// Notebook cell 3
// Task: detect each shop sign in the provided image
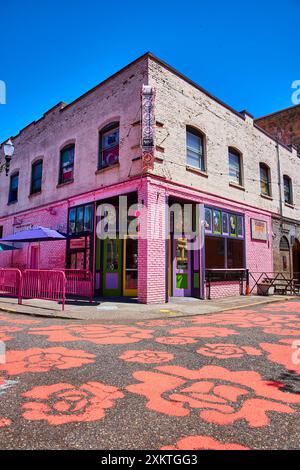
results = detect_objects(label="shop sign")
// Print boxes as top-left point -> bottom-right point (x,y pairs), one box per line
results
251,219 -> 268,241
70,237 -> 86,249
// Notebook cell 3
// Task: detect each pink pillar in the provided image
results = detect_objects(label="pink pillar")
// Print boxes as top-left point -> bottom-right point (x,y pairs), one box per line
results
138,178 -> 166,304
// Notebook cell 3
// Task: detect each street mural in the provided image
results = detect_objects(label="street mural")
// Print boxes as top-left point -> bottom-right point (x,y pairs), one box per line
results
0,301 -> 300,449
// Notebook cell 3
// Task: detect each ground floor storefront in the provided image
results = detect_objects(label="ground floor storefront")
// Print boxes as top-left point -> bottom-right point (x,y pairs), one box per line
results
0,176 -> 273,303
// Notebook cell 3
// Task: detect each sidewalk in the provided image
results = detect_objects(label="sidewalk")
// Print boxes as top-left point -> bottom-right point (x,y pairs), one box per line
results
0,294 -> 293,323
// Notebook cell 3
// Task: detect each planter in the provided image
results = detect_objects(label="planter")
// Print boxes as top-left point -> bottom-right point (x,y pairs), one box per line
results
257,284 -> 274,296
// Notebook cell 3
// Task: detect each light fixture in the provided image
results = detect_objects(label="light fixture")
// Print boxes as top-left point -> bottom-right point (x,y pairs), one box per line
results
3,139 -> 15,176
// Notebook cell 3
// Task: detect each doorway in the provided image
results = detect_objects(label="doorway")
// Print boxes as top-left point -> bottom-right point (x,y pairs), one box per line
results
292,239 -> 300,280
172,237 -> 192,296
30,246 -> 39,269
103,237 -> 122,296
123,237 -> 138,296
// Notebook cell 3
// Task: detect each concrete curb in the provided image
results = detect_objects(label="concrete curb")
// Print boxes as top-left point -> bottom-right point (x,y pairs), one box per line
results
0,295 -> 295,323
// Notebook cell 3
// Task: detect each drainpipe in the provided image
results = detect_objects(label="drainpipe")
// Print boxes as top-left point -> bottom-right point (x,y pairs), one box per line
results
276,132 -> 283,224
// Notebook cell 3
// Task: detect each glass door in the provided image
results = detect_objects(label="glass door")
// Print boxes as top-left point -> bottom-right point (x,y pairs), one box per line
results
103,237 -> 122,296
123,237 -> 138,297
172,237 -> 191,296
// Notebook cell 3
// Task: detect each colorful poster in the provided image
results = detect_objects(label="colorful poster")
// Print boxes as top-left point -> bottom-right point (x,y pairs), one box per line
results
213,210 -> 221,234
251,219 -> 268,241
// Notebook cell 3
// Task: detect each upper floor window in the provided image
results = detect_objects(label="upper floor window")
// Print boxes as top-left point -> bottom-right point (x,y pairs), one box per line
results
59,144 -> 75,184
283,175 -> 293,205
99,122 -> 119,169
228,147 -> 242,186
8,172 -> 19,203
0,226 -> 3,239
259,163 -> 271,197
186,127 -> 205,171
30,160 -> 43,194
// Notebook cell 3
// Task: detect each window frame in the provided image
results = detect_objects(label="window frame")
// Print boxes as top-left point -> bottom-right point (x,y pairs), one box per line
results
228,147 -> 243,186
8,171 -> 19,204
30,159 -> 43,195
98,122 -> 120,170
59,144 -> 75,185
259,163 -> 272,197
186,126 -> 206,172
283,175 -> 293,205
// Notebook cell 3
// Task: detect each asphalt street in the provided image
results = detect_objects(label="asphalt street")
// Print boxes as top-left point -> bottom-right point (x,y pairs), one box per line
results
0,299 -> 300,450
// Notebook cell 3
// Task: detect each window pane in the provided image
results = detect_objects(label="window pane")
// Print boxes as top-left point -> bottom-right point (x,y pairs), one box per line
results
227,239 -> 245,268
101,127 -> 119,167
284,177 -> 292,204
68,208 -> 76,234
84,205 -> 93,231
260,165 -> 270,195
186,130 -> 204,170
76,207 -> 84,232
9,173 -> 19,202
205,236 -> 225,268
229,151 -> 241,185
60,146 -> 74,182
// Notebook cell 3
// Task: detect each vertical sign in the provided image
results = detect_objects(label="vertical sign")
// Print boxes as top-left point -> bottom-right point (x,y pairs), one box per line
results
141,85 -> 155,171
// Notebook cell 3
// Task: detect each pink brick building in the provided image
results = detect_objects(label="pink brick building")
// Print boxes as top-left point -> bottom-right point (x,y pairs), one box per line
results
1,53 -> 298,303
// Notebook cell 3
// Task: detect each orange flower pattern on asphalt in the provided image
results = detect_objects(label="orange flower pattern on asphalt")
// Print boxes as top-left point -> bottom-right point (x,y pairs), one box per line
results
0,326 -> 21,342
161,435 -> 249,450
0,315 -> 40,325
120,350 -> 174,364
260,343 -> 300,372
156,336 -> 198,345
169,326 -> 238,339
191,311 -> 300,328
197,343 -> 262,359
0,347 -> 96,375
22,381 -> 124,425
0,418 -> 11,427
126,365 -> 300,427
29,324 -> 154,345
263,324 -> 300,336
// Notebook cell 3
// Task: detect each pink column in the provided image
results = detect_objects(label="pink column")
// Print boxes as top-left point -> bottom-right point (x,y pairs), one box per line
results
138,178 -> 166,304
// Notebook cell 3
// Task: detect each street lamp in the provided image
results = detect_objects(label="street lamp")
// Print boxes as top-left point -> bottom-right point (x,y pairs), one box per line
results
2,139 -> 15,176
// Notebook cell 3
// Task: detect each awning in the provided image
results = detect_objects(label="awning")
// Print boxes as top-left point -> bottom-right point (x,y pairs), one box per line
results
0,243 -> 20,251
0,226 -> 66,243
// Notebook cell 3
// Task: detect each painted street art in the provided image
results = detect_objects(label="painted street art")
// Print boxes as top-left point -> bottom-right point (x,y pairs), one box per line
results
0,300 -> 300,449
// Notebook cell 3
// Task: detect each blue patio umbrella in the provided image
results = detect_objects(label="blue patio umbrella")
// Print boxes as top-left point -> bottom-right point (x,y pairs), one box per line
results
0,226 -> 66,243
0,243 -> 20,251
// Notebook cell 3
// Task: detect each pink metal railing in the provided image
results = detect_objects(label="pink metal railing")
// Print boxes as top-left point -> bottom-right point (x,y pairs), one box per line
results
0,268 -> 22,304
0,268 -> 93,310
63,269 -> 93,302
21,269 -> 66,310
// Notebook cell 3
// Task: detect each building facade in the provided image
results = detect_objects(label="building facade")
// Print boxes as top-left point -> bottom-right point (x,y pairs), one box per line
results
0,53 -> 299,303
256,105 -> 300,276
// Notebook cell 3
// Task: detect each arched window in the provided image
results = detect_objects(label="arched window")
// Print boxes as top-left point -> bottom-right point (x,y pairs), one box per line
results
99,122 -> 119,169
259,163 -> 271,197
30,159 -> 43,194
228,147 -> 243,186
283,175 -> 293,205
186,126 -> 205,171
279,236 -> 290,251
59,144 -> 75,184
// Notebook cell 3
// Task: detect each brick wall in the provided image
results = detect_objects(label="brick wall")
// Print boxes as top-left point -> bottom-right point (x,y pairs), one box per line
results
255,105 -> 300,154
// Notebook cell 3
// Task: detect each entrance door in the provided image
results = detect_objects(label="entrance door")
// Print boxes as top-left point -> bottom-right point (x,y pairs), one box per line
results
30,246 -> 39,269
123,237 -> 138,296
292,239 -> 300,281
103,238 -> 122,296
172,237 -> 191,296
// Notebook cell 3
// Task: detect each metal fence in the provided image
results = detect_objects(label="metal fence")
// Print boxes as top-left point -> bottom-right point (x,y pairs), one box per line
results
21,269 -> 66,310
0,268 -> 93,311
248,271 -> 300,296
63,269 -> 93,302
205,269 -> 249,300
0,268 -> 22,304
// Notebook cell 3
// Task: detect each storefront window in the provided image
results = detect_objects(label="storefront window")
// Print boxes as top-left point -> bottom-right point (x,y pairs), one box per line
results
68,204 -> 94,235
205,237 -> 225,268
227,239 -> 244,268
176,238 -> 188,269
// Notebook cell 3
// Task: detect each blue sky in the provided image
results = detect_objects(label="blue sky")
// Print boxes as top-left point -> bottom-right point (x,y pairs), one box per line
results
0,0 -> 299,142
